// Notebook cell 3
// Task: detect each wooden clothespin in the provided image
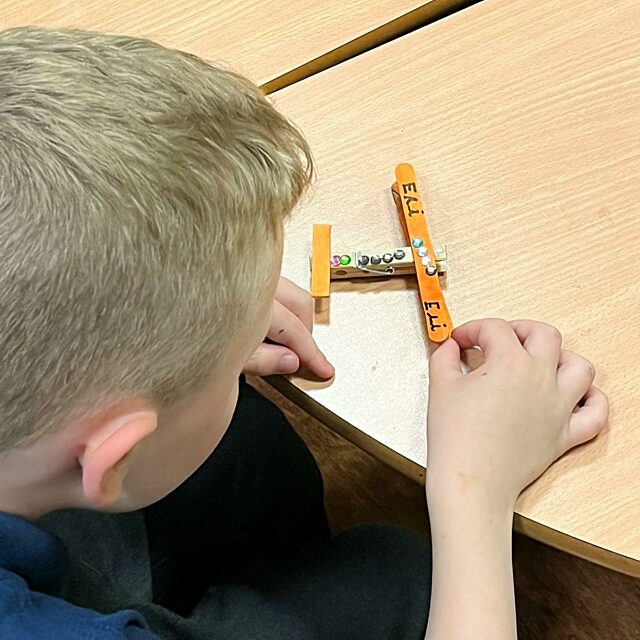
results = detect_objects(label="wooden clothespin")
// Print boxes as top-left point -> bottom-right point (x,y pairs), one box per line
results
310,163 -> 453,343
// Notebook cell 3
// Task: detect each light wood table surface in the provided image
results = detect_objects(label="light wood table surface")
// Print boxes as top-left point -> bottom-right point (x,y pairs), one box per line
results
272,0 -> 640,577
0,0 -> 470,90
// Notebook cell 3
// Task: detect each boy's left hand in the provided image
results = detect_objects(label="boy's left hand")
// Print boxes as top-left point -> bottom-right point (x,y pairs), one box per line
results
243,277 -> 334,378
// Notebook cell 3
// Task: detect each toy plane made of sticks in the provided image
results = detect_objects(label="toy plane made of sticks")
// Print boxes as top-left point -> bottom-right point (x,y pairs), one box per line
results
310,163 -> 453,343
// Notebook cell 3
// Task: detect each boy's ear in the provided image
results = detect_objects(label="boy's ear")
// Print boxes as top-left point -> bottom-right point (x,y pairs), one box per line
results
80,410 -> 157,508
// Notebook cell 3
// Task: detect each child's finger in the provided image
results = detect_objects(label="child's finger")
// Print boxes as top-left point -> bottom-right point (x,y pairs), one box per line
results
274,276 -> 314,332
452,318 -> 523,361
428,338 -> 463,384
267,301 -> 334,379
243,343 -> 300,376
509,320 -> 562,368
565,386 -> 609,450
556,349 -> 596,408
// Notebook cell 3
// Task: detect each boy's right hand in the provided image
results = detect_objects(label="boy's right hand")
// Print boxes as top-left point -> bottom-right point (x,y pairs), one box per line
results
426,318 -> 609,511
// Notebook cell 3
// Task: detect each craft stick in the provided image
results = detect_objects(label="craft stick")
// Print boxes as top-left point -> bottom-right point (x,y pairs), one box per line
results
394,163 -> 452,342
311,224 -> 332,298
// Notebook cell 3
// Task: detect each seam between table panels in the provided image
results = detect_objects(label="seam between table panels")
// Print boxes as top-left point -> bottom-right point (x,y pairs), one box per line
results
261,0 -> 483,94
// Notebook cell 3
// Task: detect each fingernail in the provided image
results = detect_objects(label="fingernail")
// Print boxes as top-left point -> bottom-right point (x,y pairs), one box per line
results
279,355 -> 298,372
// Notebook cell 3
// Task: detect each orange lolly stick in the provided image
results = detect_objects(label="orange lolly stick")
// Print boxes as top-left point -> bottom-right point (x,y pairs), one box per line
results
311,224 -> 332,298
394,163 -> 452,342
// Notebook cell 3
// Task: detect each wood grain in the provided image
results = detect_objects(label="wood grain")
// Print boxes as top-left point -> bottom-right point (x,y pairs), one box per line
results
0,0 -> 471,88
272,0 -> 640,574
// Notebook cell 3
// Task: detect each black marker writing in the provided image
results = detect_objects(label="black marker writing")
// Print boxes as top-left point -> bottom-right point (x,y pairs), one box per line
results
401,182 -> 424,216
403,195 -> 424,217
426,312 -> 448,332
424,301 -> 447,332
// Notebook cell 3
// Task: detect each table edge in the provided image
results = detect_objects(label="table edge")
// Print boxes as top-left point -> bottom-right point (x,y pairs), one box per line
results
264,375 -> 640,579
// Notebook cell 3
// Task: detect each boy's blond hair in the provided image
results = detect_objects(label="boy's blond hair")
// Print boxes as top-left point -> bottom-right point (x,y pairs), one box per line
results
0,27 -> 312,451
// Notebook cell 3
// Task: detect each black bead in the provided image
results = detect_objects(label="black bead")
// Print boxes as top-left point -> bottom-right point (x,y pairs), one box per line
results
382,253 -> 393,263
359,255 -> 370,266
371,255 -> 382,265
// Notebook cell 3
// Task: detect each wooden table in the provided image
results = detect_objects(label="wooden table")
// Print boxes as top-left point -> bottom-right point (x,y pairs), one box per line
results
0,0 -> 469,89
272,0 -> 640,577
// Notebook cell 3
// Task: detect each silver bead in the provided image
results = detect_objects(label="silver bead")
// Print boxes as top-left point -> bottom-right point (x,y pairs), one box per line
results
426,265 -> 438,276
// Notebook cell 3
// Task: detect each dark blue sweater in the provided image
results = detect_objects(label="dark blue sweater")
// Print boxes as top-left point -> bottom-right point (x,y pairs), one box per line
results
0,511 -> 156,639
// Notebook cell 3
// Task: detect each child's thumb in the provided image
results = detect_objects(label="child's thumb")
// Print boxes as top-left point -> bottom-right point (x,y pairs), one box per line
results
428,338 -> 462,381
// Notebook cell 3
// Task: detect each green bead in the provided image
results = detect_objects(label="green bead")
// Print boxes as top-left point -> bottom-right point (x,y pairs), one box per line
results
340,254 -> 351,266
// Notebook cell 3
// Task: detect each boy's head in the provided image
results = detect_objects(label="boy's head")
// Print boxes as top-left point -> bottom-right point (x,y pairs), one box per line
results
0,28 -> 312,515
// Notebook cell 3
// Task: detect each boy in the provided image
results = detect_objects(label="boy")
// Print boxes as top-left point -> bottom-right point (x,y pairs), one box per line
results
0,27 -> 607,639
